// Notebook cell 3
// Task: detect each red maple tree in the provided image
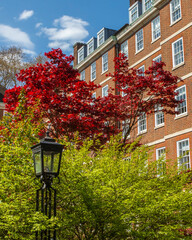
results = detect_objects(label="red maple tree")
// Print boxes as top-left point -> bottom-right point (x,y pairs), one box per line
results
4,50 -> 181,144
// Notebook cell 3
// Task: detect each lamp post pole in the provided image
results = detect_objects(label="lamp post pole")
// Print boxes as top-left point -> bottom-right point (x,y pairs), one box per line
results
31,132 -> 64,240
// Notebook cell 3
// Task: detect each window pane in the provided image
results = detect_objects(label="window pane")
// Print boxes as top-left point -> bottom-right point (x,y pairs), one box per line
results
171,0 -> 181,23
178,139 -> 190,170
176,86 -> 187,115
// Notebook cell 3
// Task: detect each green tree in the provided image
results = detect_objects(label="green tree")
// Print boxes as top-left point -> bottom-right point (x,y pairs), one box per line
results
0,107 -> 192,239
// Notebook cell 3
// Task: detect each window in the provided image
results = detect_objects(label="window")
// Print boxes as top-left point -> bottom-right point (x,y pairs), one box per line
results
136,29 -> 144,53
152,16 -> 161,42
170,0 -> 181,24
176,85 -> 187,115
129,3 -> 138,23
91,62 -> 96,81
78,47 -> 84,64
156,147 -> 166,177
80,70 -> 85,81
155,105 -> 164,127
92,92 -> 96,99
87,39 -> 94,55
102,52 -> 108,73
137,65 -> 145,76
143,0 -> 152,12
97,29 -> 104,47
102,85 -> 108,97
122,120 -> 130,139
172,38 -> 184,67
138,113 -> 147,134
121,41 -> 128,58
153,55 -> 162,63
177,139 -> 190,170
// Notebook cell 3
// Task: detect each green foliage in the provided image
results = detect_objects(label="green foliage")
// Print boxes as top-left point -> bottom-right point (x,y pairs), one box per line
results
0,111 -> 192,239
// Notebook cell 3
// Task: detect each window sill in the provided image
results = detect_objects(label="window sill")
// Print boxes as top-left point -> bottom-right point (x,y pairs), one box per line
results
91,78 -> 96,82
172,62 -> 185,71
137,130 -> 147,136
151,36 -> 161,44
135,48 -> 144,55
154,123 -> 165,130
174,112 -> 188,120
170,17 -> 182,27
101,70 -> 108,75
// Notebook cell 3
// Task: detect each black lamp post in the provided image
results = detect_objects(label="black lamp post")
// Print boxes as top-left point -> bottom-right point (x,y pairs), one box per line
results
31,132 -> 64,240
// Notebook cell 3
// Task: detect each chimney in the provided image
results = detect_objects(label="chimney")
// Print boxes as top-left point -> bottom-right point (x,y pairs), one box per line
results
130,0 -> 142,7
73,42 -> 86,67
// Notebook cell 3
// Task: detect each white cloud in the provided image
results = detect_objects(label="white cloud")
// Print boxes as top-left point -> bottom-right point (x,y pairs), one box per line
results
19,10 -> 34,20
39,15 -> 89,52
22,49 -> 36,56
0,24 -> 34,49
35,22 -> 42,28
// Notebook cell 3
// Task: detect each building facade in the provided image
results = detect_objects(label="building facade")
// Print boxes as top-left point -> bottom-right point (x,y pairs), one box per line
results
73,0 -> 192,170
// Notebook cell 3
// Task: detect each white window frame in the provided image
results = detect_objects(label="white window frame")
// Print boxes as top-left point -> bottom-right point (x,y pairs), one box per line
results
122,119 -> 130,139
143,0 -> 153,12
121,40 -> 128,58
138,113 -> 147,134
177,138 -> 190,171
78,46 -> 84,64
129,2 -> 139,24
80,70 -> 85,81
135,29 -> 144,53
102,85 -> 108,97
172,37 -> 184,68
137,65 -> 145,76
97,28 -> 105,47
155,105 -> 164,127
156,147 -> 166,177
87,38 -> 94,55
170,0 -> 182,25
175,85 -> 187,116
91,62 -> 96,81
102,52 -> 108,73
153,55 -> 162,63
92,92 -> 96,99
151,16 -> 161,42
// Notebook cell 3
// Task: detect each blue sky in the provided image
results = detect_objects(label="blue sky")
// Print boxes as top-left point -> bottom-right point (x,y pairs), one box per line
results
0,0 -> 130,57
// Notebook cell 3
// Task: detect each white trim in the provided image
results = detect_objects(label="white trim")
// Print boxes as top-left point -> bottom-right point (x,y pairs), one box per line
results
175,84 -> 187,117
129,1 -> 139,24
172,37 -> 184,68
135,28 -> 144,53
151,15 -> 161,42
181,72 -> 192,80
170,0 -> 182,26
177,138 -> 190,170
102,52 -> 108,73
156,146 -> 166,177
138,113 -> 147,134
160,22 -> 192,46
129,47 -> 161,68
97,28 -> 105,47
91,62 -> 96,81
100,76 -> 112,85
153,54 -> 162,63
143,0 -> 153,13
102,85 -> 108,97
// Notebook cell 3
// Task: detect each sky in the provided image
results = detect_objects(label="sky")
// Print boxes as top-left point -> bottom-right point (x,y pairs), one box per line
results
0,0 -> 130,58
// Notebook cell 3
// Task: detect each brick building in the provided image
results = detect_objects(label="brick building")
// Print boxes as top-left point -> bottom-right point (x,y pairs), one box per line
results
73,0 -> 192,171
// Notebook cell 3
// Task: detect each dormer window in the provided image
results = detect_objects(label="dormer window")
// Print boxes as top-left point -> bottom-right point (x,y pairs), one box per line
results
87,37 -> 97,55
78,45 -> 87,64
97,28 -> 116,47
97,28 -> 105,47
143,0 -> 152,12
129,1 -> 142,24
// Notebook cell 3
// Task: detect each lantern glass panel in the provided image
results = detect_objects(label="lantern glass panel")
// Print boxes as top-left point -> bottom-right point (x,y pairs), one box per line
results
34,152 -> 42,175
43,151 -> 60,174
